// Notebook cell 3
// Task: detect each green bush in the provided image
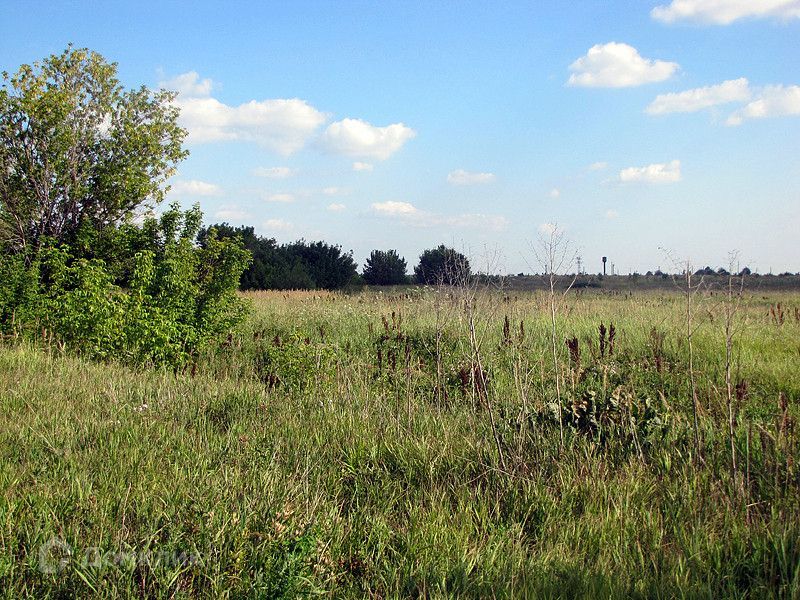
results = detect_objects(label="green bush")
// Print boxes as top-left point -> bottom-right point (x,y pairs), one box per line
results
0,204 -> 250,368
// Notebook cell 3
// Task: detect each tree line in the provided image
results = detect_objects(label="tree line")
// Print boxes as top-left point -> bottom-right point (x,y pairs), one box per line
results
204,223 -> 471,290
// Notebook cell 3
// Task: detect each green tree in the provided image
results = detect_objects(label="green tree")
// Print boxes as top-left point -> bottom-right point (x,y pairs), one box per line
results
362,249 -> 408,285
201,225 -> 359,291
0,45 -> 187,254
282,240 -> 358,289
414,245 -> 471,285
0,48 -> 249,368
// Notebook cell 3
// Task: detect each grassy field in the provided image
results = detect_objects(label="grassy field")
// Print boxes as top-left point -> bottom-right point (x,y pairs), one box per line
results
1,286 -> 799,598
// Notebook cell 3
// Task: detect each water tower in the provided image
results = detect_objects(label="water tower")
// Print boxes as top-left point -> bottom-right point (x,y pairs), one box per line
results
602,256 -> 607,276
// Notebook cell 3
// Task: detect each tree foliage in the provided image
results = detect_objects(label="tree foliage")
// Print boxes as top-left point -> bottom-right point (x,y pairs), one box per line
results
362,249 -> 408,285
414,245 -> 471,285
0,48 -> 248,368
0,45 -> 187,254
0,204 -> 250,367
200,223 -> 359,290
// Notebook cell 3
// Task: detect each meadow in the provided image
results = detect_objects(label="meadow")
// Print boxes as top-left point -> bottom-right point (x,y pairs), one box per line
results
1,285 -> 798,598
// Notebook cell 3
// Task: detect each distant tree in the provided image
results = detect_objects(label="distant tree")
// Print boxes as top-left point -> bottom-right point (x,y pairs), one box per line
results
414,245 -> 471,285
284,240 -> 357,289
199,224 -> 280,290
739,267 -> 752,276
0,46 -> 186,255
716,267 -> 730,276
201,226 -> 358,290
362,249 -> 408,285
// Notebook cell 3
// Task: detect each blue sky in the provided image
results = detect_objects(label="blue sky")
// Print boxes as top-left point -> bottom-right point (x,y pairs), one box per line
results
2,1 -> 799,274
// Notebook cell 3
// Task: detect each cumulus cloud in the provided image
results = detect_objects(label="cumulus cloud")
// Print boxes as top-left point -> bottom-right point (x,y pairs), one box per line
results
262,218 -> 293,232
619,159 -> 682,183
447,169 -> 496,185
162,72 -> 416,160
352,161 -> 374,171
169,179 -> 222,196
321,118 -> 416,160
159,71 -> 214,97
162,71 -> 327,154
327,203 -> 346,212
371,201 -> 419,216
176,96 -> 327,154
370,201 -> 508,231
253,166 -> 295,179
265,193 -> 295,203
568,42 -> 679,88
589,161 -> 608,171
651,0 -> 800,24
726,85 -> 800,125
646,78 -> 751,114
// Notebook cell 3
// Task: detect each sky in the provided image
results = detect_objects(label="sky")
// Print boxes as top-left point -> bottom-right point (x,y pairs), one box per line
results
1,0 -> 799,275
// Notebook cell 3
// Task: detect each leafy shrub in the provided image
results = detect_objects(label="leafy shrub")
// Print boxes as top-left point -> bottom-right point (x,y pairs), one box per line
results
0,204 -> 250,368
256,332 -> 336,394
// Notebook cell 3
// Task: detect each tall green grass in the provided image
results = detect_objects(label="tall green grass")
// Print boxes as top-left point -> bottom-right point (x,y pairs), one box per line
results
1,288 -> 798,597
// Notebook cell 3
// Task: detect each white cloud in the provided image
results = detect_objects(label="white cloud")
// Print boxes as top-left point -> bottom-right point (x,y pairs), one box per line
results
262,218 -> 293,232
549,188 -> 561,199
265,193 -> 295,203
352,161 -> 374,171
619,159 -> 682,183
589,161 -> 608,171
371,201 -> 419,216
568,42 -> 679,88
321,118 -> 416,160
646,78 -> 751,114
370,201 -> 508,231
605,209 -> 619,219
176,96 -> 327,154
169,179 -> 222,196
162,71 -> 327,154
327,203 -> 346,212
726,85 -> 800,125
163,71 -> 415,160
253,166 -> 295,179
651,0 -> 800,24
159,71 -> 214,98
446,169 -> 496,185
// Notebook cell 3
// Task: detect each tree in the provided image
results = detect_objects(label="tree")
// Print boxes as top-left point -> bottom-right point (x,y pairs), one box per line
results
200,225 -> 359,290
284,240 -> 358,290
198,223 -> 280,290
0,46 -> 187,254
362,249 -> 408,285
414,245 -> 471,285
0,49 -> 248,368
